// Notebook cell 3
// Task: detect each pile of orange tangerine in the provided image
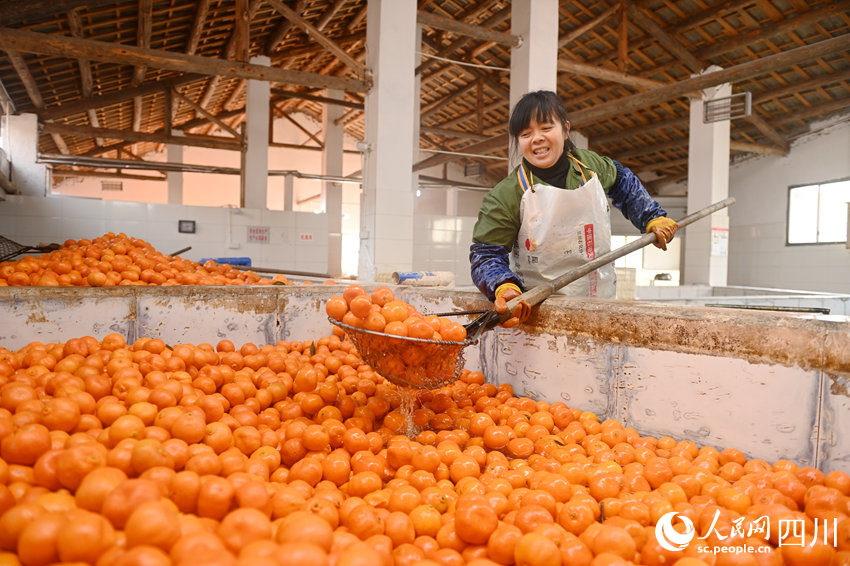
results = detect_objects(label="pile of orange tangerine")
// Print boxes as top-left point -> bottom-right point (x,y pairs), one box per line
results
0,330 -> 849,566
326,285 -> 468,343
0,233 -> 324,287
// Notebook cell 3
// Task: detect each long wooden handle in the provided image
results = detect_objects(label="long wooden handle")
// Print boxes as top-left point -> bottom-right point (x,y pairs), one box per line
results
503,196 -> 736,314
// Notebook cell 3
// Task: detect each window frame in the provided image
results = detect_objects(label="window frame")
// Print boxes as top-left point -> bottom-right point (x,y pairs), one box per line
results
785,176 -> 850,246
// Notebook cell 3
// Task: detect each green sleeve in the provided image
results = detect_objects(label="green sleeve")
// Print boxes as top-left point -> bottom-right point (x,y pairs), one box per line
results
471,168 -> 523,250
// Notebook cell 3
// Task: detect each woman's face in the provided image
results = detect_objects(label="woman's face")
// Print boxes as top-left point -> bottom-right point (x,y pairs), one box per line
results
518,117 -> 569,169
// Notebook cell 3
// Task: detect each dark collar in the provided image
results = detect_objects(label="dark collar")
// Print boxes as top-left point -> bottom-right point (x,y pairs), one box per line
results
523,148 -> 571,189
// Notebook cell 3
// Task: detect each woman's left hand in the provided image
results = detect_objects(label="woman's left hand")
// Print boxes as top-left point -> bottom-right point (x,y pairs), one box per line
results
494,284 -> 531,328
646,217 -> 678,250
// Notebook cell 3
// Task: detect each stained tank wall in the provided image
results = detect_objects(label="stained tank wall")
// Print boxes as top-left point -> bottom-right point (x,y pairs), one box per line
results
1,285 -> 847,472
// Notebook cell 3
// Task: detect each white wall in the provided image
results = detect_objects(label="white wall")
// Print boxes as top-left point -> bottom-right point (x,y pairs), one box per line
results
0,194 -> 329,275
726,120 -> 850,293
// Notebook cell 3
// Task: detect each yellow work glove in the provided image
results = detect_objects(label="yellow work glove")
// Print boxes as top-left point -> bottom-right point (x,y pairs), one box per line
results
646,216 -> 678,251
493,282 -> 531,329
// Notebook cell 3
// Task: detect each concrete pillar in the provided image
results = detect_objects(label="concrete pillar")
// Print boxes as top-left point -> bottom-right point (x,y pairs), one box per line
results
509,0 -> 559,114
684,66 -> 731,287
1,114 -> 48,196
359,0 -> 417,281
166,136 -> 183,205
323,89 -> 345,277
242,55 -> 270,210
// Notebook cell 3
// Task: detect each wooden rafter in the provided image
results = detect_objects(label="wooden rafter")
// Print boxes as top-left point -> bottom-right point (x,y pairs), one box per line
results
270,88 -> 363,110
265,0 -> 308,56
66,8 -> 103,146
41,122 -> 243,151
185,0 -> 210,55
0,27 -> 369,92
626,4 -> 703,74
618,3 -> 627,73
316,0 -> 348,32
569,34 -> 850,126
132,0 -> 153,133
414,33 -> 850,172
558,3 -> 621,48
557,58 -> 665,91
39,74 -> 203,121
417,10 -> 519,47
266,0 -> 366,78
5,50 -> 70,154
417,5 -> 510,77
171,88 -> 241,138
696,1 -> 850,60
233,0 -> 250,64
280,113 -> 323,148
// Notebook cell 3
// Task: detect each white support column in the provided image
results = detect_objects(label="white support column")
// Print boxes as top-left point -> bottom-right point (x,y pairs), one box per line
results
166,135 -> 183,205
508,0 -> 559,170
509,0 -> 559,114
2,113 -> 48,196
242,55 -> 270,210
684,67 -> 731,287
323,89 -> 345,277
359,0 -> 417,281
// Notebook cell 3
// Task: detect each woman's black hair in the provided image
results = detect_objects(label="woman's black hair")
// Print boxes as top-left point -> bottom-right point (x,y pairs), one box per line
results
508,90 -> 575,158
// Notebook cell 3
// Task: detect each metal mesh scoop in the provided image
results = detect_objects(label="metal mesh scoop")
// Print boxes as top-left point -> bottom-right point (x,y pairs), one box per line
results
329,317 -> 477,389
0,236 -> 61,262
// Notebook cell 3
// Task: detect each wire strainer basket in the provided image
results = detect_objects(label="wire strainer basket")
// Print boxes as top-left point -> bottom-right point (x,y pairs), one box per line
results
0,236 -> 61,262
329,317 -> 478,389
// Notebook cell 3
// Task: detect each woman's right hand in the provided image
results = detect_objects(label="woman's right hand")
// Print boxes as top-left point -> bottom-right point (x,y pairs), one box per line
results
494,283 -> 531,328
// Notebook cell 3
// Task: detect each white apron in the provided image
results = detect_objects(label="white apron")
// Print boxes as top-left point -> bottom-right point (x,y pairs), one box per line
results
511,156 -> 616,298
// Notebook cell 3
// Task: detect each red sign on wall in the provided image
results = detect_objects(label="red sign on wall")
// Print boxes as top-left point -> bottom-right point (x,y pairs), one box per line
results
247,226 -> 270,243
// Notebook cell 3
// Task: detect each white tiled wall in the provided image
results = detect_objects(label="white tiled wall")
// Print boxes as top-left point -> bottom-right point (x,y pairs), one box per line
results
412,214 -> 477,286
0,194 -> 328,275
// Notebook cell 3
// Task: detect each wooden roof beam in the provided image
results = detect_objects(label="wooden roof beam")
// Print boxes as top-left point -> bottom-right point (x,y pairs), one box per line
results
266,0 -> 367,78
265,0 -> 308,56
6,50 -> 70,154
590,70 -> 850,147
53,169 -> 167,182
195,0 -> 260,118
568,34 -> 850,127
559,3 -> 621,48
730,141 -> 789,156
627,4 -> 792,153
416,9 -> 519,47
39,74 -> 204,121
413,34 -> 850,172
0,27 -> 369,92
418,7 -> 510,77
316,0 -> 348,32
626,4 -> 704,74
557,58 -> 665,91
67,8 -> 103,146
41,122 -> 242,152
420,126 -> 491,142
270,88 -> 363,110
132,0 -> 153,133
185,0 -> 210,55
697,1 -> 850,60
0,0 -> 117,26
171,88 -> 241,139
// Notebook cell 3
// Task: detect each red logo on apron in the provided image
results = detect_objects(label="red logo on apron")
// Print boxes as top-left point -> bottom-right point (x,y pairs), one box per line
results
584,225 -> 596,259
584,224 -> 597,295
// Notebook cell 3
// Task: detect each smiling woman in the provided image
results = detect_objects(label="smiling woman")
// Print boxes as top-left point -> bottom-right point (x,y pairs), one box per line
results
469,90 -> 678,317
